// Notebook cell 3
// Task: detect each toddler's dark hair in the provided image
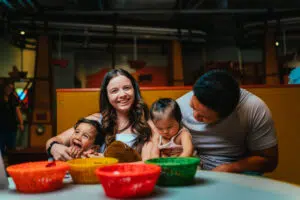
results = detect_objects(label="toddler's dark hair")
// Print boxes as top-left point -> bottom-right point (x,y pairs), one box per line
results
150,98 -> 182,123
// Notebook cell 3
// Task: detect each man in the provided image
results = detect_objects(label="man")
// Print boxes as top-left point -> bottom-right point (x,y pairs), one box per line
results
177,70 -> 278,173
0,80 -> 24,155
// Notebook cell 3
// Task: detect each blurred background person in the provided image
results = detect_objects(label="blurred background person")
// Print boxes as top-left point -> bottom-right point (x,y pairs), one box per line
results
0,80 -> 24,155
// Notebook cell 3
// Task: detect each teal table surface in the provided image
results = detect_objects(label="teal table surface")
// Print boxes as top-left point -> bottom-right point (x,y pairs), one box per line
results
0,171 -> 300,200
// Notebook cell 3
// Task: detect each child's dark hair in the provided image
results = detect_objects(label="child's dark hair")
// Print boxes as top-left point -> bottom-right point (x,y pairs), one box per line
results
74,118 -> 105,146
150,98 -> 182,123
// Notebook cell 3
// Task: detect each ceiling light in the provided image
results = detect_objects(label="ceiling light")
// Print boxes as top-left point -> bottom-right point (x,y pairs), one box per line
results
20,31 -> 25,35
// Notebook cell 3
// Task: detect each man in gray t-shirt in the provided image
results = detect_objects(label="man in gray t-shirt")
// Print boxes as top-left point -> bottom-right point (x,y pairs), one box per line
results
177,70 -> 278,173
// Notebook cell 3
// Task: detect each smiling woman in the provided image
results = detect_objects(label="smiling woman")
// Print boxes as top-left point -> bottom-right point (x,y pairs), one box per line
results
46,69 -> 152,161
100,69 -> 151,149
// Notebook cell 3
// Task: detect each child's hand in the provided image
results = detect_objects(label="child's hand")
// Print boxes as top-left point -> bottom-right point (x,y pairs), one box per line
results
84,152 -> 104,158
67,146 -> 82,159
81,149 -> 103,158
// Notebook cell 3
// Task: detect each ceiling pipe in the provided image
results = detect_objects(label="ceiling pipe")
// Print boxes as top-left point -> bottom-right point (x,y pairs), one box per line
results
12,20 -> 207,35
44,8 -> 296,15
61,42 -> 168,49
13,29 -> 206,42
244,17 -> 300,29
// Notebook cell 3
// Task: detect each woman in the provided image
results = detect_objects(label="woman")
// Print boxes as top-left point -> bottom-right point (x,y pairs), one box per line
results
46,69 -> 153,161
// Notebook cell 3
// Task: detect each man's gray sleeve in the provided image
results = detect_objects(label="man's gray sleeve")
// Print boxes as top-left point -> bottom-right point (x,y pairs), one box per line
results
246,97 -> 278,151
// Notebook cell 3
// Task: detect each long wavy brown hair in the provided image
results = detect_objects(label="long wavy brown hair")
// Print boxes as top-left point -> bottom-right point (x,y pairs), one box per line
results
100,69 -> 151,152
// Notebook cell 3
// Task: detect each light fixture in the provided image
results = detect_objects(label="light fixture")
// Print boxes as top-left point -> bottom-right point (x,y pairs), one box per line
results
275,41 -> 279,47
35,124 -> 45,136
20,31 -> 25,35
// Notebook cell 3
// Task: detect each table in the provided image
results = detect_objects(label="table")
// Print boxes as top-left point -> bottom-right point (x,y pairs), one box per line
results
0,171 -> 300,200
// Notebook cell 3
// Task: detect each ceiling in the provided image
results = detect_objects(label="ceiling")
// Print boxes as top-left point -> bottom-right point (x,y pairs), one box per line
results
1,0 -> 300,50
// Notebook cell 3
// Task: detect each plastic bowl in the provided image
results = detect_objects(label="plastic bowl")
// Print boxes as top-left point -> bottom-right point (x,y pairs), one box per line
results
145,157 -> 200,186
6,161 -> 69,193
95,163 -> 161,198
67,157 -> 118,184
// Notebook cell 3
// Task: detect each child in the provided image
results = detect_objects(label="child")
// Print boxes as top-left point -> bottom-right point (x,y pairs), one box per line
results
150,98 -> 193,158
68,118 -> 104,159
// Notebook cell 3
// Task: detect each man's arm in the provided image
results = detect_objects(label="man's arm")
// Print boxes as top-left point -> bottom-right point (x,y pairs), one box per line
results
15,106 -> 24,132
213,145 -> 278,173
213,94 -> 278,174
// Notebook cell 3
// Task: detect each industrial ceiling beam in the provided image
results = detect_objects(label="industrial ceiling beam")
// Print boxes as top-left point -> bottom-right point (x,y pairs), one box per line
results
11,20 -> 207,35
11,29 -> 206,42
44,8 -> 298,15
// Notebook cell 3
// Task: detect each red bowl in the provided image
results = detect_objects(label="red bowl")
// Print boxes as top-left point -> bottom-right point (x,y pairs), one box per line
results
95,163 -> 161,198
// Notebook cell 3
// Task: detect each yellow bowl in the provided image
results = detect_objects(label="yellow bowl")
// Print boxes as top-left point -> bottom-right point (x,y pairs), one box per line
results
67,157 -> 118,184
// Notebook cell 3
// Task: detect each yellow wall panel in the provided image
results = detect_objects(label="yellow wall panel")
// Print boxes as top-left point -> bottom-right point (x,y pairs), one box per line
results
57,90 -> 100,134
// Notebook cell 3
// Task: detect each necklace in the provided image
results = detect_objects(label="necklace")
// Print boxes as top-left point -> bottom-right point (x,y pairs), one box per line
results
117,121 -> 132,133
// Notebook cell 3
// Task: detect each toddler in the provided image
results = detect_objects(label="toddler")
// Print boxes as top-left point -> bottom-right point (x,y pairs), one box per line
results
150,98 -> 193,157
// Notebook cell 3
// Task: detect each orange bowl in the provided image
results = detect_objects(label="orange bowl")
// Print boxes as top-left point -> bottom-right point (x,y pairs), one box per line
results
6,161 -> 69,193
95,163 -> 161,198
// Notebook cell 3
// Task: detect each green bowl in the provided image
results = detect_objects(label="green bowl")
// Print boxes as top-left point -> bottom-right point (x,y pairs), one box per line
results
145,157 -> 200,186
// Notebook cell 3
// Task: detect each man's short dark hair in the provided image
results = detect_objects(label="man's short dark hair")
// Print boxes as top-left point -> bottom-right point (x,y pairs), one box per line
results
193,70 -> 240,119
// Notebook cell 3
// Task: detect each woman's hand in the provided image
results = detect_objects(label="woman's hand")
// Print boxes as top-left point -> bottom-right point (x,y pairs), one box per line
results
51,144 -> 73,161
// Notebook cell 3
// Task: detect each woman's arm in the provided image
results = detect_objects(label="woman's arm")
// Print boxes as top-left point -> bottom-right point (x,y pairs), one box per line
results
45,113 -> 101,161
179,131 -> 194,157
45,127 -> 74,161
141,120 -> 161,161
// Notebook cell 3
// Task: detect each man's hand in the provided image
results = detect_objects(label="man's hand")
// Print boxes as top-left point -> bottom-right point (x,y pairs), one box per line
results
212,146 -> 278,173
18,124 -> 24,132
51,144 -> 73,161
212,163 -> 237,173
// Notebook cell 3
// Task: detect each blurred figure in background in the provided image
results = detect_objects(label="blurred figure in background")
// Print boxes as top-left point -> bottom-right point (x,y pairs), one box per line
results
0,80 -> 24,155
288,67 -> 300,84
